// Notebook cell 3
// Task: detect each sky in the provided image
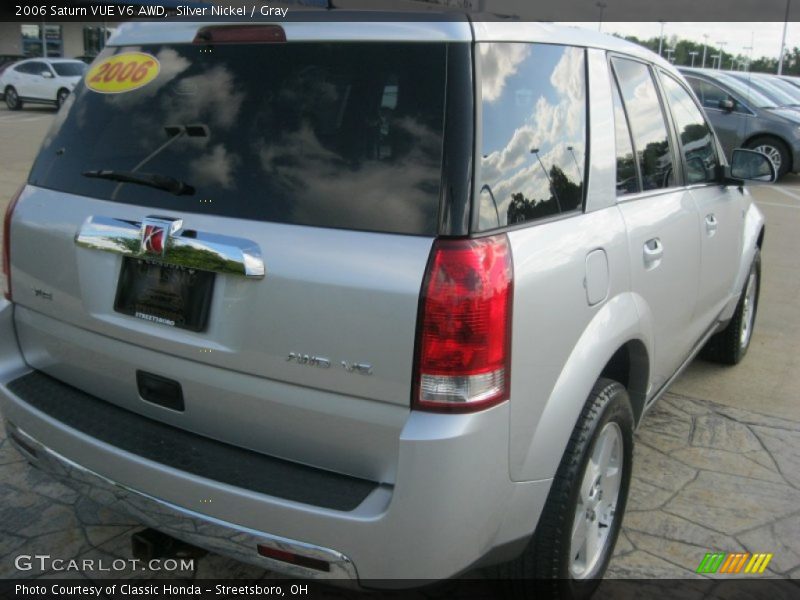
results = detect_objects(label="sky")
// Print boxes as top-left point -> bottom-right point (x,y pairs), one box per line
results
563,22 -> 799,63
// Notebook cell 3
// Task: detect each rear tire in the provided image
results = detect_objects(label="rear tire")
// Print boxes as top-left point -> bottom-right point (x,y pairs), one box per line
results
701,250 -> 761,365
56,88 -> 69,108
489,378 -> 634,599
746,136 -> 790,178
5,86 -> 21,110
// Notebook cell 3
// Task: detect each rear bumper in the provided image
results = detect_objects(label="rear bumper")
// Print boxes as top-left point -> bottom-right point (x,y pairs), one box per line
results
0,300 -> 552,583
5,421 -> 359,581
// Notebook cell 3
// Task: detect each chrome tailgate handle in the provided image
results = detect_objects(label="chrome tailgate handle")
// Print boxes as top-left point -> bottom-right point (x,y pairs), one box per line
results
75,215 -> 266,279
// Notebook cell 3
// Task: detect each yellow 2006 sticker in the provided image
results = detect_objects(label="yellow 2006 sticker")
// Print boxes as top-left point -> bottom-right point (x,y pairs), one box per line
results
85,52 -> 160,93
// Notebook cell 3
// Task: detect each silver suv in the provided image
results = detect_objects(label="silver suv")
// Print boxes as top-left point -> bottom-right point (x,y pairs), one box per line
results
0,18 -> 772,593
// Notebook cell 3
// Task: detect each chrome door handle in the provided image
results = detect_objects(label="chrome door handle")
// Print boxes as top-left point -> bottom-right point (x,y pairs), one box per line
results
705,213 -> 718,235
75,215 -> 265,279
643,237 -> 663,268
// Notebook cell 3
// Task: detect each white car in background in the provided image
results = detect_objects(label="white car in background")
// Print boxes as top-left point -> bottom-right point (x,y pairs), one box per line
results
1,58 -> 86,110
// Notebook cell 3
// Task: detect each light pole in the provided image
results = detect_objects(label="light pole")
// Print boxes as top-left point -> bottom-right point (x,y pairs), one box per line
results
778,0 -> 791,74
702,33 -> 709,68
479,184 -> 501,227
689,51 -> 698,67
596,2 -> 607,32
711,54 -> 721,69
658,21 -> 666,56
717,41 -> 727,69
530,148 -> 562,213
665,47 -> 675,63
567,146 -> 583,181
742,31 -> 754,72
40,17 -> 47,58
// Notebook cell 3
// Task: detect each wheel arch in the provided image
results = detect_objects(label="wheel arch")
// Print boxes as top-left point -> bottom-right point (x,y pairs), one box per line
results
512,292 -> 654,482
720,200 -> 765,322
742,132 -> 791,170
599,339 -> 650,425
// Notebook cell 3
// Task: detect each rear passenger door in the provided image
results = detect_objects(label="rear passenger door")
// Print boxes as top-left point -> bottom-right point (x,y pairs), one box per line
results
659,72 -> 743,327
611,56 -> 702,391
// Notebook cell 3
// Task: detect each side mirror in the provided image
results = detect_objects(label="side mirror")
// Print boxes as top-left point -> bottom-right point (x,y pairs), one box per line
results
718,98 -> 735,112
729,148 -> 777,183
40,70 -> 53,79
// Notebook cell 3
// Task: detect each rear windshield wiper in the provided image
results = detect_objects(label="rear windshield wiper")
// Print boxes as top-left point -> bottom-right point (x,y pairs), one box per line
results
82,170 -> 195,196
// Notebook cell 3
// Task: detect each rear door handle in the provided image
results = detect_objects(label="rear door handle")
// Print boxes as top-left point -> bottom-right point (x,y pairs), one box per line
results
705,213 -> 718,236
643,237 -> 663,269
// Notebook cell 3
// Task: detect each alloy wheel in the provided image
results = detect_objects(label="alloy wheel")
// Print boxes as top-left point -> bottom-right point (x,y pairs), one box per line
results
754,144 -> 782,173
569,422 -> 624,579
5,88 -> 17,109
740,271 -> 757,349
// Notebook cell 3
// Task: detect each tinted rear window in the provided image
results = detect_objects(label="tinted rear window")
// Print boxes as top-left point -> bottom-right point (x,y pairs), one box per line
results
30,43 -> 450,235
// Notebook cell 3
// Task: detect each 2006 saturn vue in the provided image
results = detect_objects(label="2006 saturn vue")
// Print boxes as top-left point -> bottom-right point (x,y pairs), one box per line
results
0,15 -> 772,597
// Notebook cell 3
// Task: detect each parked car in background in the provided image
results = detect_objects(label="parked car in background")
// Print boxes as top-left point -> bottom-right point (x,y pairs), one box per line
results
754,73 -> 800,104
0,58 -> 87,110
0,55 -> 26,77
73,55 -> 97,65
680,67 -> 800,177
726,71 -> 800,109
779,74 -> 800,89
0,18 -> 773,594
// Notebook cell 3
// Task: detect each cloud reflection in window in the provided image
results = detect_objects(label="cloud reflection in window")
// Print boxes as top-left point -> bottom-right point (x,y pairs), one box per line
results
478,44 -> 587,230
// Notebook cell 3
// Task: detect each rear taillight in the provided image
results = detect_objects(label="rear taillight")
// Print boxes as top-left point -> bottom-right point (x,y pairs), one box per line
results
2,185 -> 23,301
413,234 -> 513,413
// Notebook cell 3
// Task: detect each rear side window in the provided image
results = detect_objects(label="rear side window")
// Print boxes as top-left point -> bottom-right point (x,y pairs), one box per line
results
660,74 -> 720,184
611,57 -> 675,192
611,82 -> 639,195
477,43 -> 587,231
29,43 -> 452,236
17,62 -> 43,74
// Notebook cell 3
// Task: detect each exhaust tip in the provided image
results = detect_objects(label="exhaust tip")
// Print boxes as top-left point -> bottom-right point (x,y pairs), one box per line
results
131,528 -> 208,562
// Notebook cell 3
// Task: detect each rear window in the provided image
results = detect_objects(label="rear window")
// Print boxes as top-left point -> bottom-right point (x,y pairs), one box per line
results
30,43 -> 450,235
52,62 -> 86,77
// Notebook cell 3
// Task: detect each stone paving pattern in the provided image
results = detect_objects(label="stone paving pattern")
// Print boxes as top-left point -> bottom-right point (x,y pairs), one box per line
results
0,388 -> 798,581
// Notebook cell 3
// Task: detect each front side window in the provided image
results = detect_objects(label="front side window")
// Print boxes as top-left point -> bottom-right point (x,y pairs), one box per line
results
477,43 -> 587,230
611,58 -> 674,192
661,74 -> 720,184
686,76 -> 755,114
52,62 -> 86,77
